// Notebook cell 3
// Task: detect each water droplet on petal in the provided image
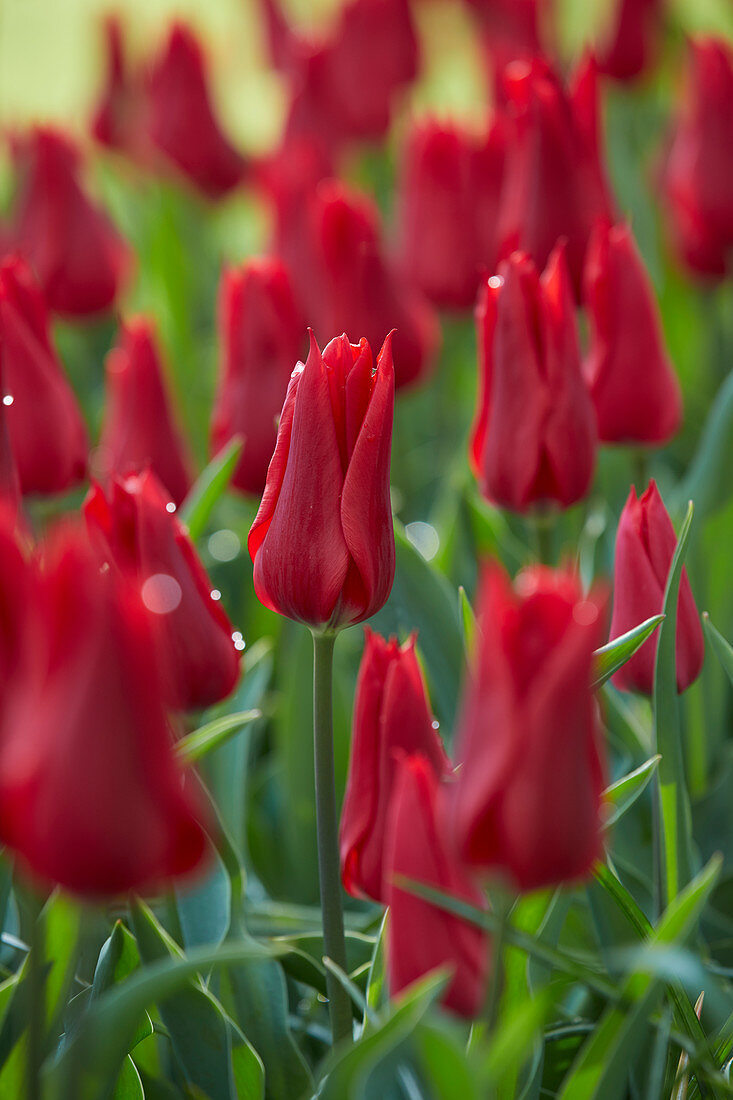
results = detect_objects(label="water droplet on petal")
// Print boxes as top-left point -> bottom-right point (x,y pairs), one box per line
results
210,589 -> 222,601
2,395 -> 14,407
165,501 -> 176,513
488,275 -> 504,289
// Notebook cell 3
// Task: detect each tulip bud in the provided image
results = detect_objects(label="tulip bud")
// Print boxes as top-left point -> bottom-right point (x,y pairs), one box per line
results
91,17 -> 138,153
453,563 -> 606,892
0,510 -> 28,693
340,629 -> 449,901
470,243 -> 597,512
248,331 -> 395,631
9,128 -> 131,317
384,755 -> 489,1017
496,56 -> 614,294
0,255 -> 88,495
659,38 -> 733,279
597,0 -> 663,82
610,481 -> 704,695
583,221 -> 682,445
97,318 -> 193,506
0,524 -> 208,897
146,22 -> 247,200
84,471 -> 241,711
211,258 -> 304,496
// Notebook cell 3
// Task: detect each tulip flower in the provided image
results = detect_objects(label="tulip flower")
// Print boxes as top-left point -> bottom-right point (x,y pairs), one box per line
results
91,17 -> 140,153
0,510 -> 28,692
496,56 -> 614,294
597,0 -> 663,82
610,481 -> 704,695
84,471 -> 241,711
0,524 -> 208,897
0,388 -> 20,521
211,258 -> 304,496
384,754 -> 489,1017
397,116 -> 506,310
146,22 -> 247,199
248,331 -> 395,631
282,179 -> 438,389
340,630 -> 449,901
659,38 -> 733,279
9,128 -> 131,318
583,221 -> 682,445
452,563 -> 606,892
97,318 -> 193,506
0,255 -> 88,495
470,243 -> 597,512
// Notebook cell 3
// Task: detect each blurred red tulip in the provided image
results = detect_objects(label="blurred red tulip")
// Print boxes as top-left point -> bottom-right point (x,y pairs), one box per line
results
597,0 -> 663,81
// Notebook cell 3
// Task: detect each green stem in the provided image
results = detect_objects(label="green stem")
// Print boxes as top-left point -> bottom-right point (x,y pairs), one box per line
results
530,508 -> 556,565
632,448 -> 649,491
484,887 -> 511,1032
311,630 -> 352,1046
26,895 -> 44,1100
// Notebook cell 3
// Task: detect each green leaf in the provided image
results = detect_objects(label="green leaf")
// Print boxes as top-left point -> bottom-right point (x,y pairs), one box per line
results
702,614 -> 733,686
674,368 -> 733,521
92,922 -> 153,1051
558,856 -> 723,1100
112,1056 -> 144,1100
365,913 -> 388,1021
592,616 -> 665,689
176,710 -> 262,766
179,436 -> 244,541
412,1022 -> 480,1100
478,991 -> 553,1096
41,890 -> 82,1034
603,756 -> 661,828
653,500 -> 696,908
458,586 -> 477,657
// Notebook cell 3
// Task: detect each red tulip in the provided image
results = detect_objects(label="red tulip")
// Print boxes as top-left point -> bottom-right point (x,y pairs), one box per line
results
496,56 -> 614,294
453,563 -> 606,892
470,243 -> 597,512
248,331 -> 395,631
384,755 -> 489,1017
659,38 -> 733,279
340,629 -> 449,901
9,128 -> 131,317
146,22 -> 246,200
0,510 -> 28,693
397,116 -> 506,310
0,523 -> 208,897
91,17 -> 141,154
84,471 -> 241,711
0,254 -> 88,495
597,0 -> 663,82
97,318 -> 193,506
211,258 -> 304,496
583,221 -> 682,446
610,481 -> 704,695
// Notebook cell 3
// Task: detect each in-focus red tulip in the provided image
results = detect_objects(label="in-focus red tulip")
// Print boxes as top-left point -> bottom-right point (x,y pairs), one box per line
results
211,258 -> 304,496
146,22 -> 247,199
248,331 -> 395,631
84,471 -> 241,711
610,481 -> 704,695
0,524 -> 208,897
397,116 -> 506,310
282,178 -> 438,389
340,629 -> 449,901
496,56 -> 614,294
470,243 -> 597,512
97,318 -> 193,505
0,255 -> 88,495
9,128 -> 131,317
583,221 -> 682,445
384,754 -> 489,1017
453,563 -> 606,892
659,38 -> 733,279
597,0 -> 663,81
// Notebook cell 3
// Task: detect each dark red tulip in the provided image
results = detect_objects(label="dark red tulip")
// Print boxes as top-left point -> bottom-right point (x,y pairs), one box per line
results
9,128 -> 131,317
610,481 -> 704,695
146,22 -> 246,199
397,116 -> 506,310
496,55 -> 614,294
97,318 -> 193,506
0,523 -> 208,897
583,221 -> 682,446
597,0 -> 663,81
248,331 -> 395,631
84,471 -> 241,711
453,563 -> 606,892
91,17 -> 141,154
470,243 -> 597,512
659,38 -> 733,279
384,754 -> 489,1017
340,629 -> 449,902
0,509 -> 28,693
283,179 -> 438,389
211,257 -> 304,496
0,254 -> 88,495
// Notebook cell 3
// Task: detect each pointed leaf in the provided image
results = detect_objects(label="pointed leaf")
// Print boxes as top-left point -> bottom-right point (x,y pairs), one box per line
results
180,436 -> 244,541
603,756 -> 661,828
176,710 -> 261,766
593,616 -> 665,689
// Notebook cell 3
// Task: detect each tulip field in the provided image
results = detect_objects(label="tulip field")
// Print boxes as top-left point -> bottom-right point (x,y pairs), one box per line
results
1,0 -> 733,1097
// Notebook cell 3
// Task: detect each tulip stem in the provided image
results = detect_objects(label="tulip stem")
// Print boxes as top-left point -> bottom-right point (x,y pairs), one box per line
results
632,448 -> 649,491
484,886 -> 512,1032
531,509 -> 556,566
312,630 -> 352,1046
